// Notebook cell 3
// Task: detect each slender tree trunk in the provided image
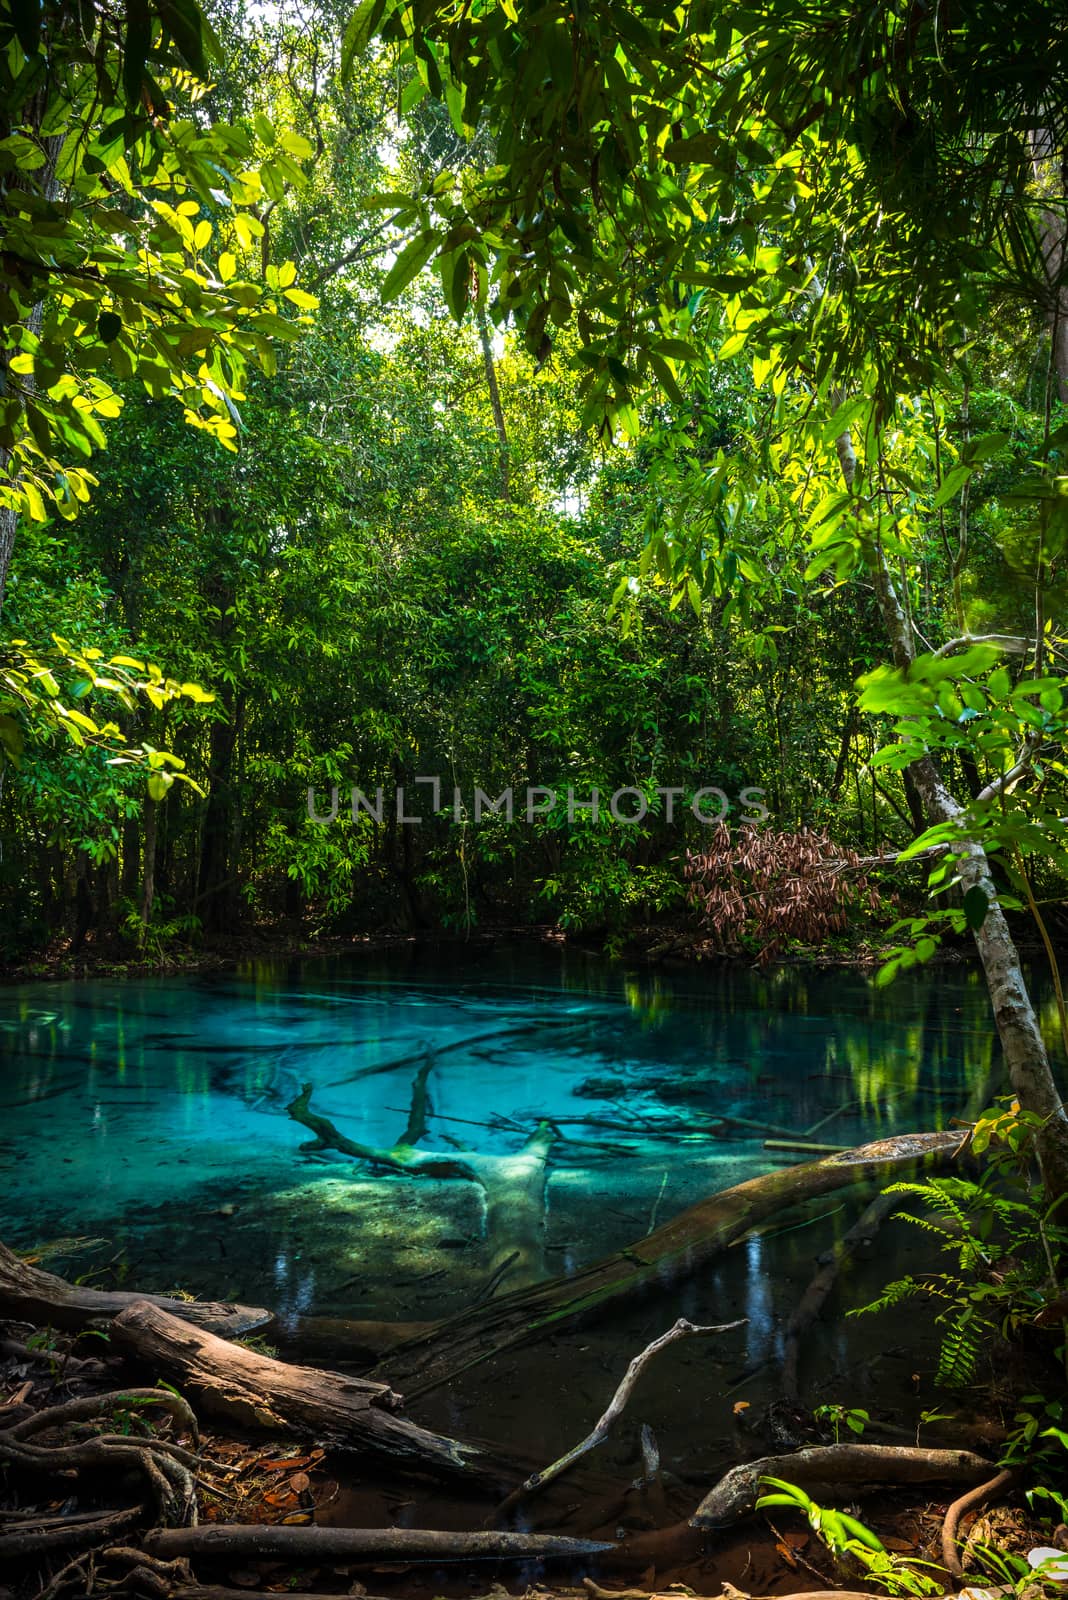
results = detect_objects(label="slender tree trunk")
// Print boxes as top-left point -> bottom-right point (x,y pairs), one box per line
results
197,691 -> 244,934
869,548 -> 1068,1203
826,374 -> 1068,1203
141,796 -> 158,928
829,706 -> 857,801
1032,134 -> 1068,405
476,304 -> 510,501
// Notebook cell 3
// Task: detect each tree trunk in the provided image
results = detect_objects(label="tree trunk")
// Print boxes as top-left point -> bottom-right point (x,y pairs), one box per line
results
197,694 -> 243,935
869,551 -> 1068,1203
72,848 -> 95,952
476,302 -> 510,500
0,1239 -> 269,1337
141,794 -> 158,928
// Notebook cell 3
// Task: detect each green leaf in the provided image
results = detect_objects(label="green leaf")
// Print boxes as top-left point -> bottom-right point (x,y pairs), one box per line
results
122,0 -> 152,108
97,311 -> 122,343
962,431 -> 1011,464
381,230 -> 439,303
962,885 -> 989,931
341,0 -> 383,82
932,463 -> 972,509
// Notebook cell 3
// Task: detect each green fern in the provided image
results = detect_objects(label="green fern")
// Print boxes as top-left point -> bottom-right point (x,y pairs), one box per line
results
852,1168 -> 1063,1392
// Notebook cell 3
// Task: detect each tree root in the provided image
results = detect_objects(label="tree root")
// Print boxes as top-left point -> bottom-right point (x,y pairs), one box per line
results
781,1188 -> 901,1402
941,1467 -> 1019,1577
0,1384 -> 201,1547
0,1506 -> 144,1560
689,1444 -> 994,1529
143,1524 -> 616,1563
493,1316 -> 747,1523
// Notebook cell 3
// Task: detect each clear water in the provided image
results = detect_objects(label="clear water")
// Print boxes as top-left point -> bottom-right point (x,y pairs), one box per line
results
0,946 -> 1015,1335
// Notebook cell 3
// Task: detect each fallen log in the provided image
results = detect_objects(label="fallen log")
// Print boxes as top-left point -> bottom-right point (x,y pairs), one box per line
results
371,1131 -> 961,1396
175,1591 -> 391,1600
144,1525 -> 615,1563
781,1189 -> 902,1402
689,1443 -> 994,1529
0,1238 -> 269,1338
109,1301 -> 501,1483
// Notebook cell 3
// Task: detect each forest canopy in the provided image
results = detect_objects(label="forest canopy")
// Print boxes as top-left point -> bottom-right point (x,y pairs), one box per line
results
1,0 -> 1067,1016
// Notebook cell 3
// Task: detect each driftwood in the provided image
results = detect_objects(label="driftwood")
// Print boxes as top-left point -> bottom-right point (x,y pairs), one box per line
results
781,1188 -> 902,1401
0,1238 -> 269,1337
288,1073 -> 555,1292
495,1316 -> 747,1522
144,1525 -> 615,1563
372,1131 -> 962,1396
942,1467 -> 1019,1577
109,1300 -> 501,1482
689,1443 -> 994,1529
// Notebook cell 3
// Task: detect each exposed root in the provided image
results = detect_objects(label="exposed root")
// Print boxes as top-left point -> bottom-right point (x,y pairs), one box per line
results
941,1467 -> 1019,1578
0,1385 -> 201,1545
0,1506 -> 143,1559
690,1443 -> 994,1529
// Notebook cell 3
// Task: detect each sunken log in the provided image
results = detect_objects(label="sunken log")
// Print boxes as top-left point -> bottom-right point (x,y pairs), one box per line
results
372,1131 -> 961,1396
110,1300 -> 497,1481
0,1239 -> 269,1338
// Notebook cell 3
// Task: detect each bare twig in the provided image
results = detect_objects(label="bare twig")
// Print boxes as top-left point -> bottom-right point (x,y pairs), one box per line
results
493,1316 -> 747,1520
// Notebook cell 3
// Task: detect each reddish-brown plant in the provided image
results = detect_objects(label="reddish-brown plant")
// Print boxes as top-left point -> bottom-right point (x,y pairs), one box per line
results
683,823 -> 886,964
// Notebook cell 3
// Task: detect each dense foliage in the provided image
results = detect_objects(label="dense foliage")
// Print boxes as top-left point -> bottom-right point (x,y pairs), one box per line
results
1,0 -> 1067,990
